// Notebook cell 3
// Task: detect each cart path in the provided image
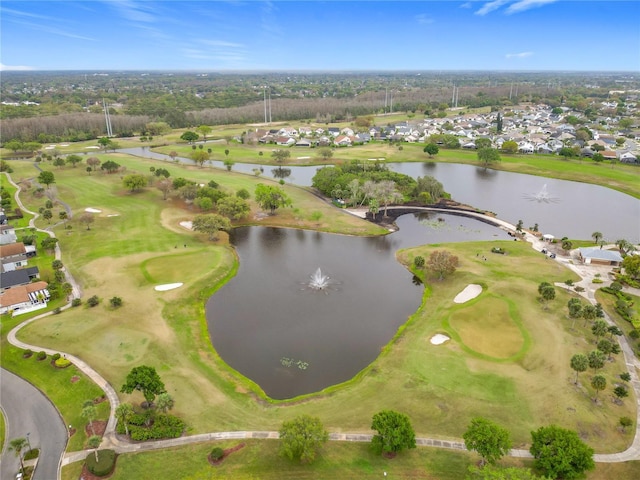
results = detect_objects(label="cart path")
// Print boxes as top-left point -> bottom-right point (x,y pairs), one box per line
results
2,176 -> 639,473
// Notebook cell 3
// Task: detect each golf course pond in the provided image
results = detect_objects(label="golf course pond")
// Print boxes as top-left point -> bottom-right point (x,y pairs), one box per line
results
206,212 -> 512,399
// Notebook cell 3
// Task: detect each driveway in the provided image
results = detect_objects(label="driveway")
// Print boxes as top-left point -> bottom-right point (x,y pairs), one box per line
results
0,368 -> 68,480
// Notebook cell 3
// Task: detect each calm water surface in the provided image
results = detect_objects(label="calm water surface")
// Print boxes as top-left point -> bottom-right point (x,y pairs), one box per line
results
122,147 -> 639,242
206,213 -> 511,399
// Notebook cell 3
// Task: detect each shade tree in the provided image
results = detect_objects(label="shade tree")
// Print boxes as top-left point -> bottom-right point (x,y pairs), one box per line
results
120,365 -> 166,405
463,417 -> 512,466
255,183 -> 292,214
192,213 -> 231,241
370,410 -> 416,455
529,425 -> 594,479
279,415 -> 329,464
427,250 -> 459,280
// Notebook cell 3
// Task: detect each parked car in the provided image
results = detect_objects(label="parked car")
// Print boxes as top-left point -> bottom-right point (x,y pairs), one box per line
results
549,253 -> 556,258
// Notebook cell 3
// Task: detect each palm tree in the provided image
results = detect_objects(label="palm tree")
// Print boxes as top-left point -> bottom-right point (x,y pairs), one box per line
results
82,401 -> 97,436
591,375 -> 606,401
115,403 -> 134,436
591,231 -> 603,244
155,393 -> 174,413
9,437 -> 28,474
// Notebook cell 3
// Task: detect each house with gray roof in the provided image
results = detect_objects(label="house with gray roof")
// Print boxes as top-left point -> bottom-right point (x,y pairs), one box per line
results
578,247 -> 623,266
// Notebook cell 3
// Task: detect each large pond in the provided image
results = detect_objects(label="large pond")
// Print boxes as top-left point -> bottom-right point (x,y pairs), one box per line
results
206,212 -> 512,399
124,147 -> 639,242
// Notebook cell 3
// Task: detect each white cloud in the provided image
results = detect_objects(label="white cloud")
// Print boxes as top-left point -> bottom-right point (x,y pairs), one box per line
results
415,14 -> 434,25
475,0 -> 510,16
506,51 -> 534,59
506,0 -> 558,14
10,20 -> 96,41
108,0 -> 158,23
460,2 -> 473,8
0,63 -> 35,71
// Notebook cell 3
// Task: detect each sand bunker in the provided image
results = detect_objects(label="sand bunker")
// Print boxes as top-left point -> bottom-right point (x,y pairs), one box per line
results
179,221 -> 193,230
454,284 -> 482,304
430,334 -> 450,345
85,208 -> 102,213
154,283 -> 183,291
107,214 -> 119,217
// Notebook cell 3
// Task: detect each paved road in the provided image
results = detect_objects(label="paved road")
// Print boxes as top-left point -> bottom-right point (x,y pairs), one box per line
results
0,368 -> 68,480
2,172 -> 639,474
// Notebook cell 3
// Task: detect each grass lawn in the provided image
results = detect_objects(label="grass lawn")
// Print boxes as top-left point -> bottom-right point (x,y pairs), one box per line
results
1,315 -> 109,452
60,440 -> 640,480
4,154 -> 637,478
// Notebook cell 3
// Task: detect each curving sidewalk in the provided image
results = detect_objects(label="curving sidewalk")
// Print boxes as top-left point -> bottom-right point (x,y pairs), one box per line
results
3,182 -> 639,475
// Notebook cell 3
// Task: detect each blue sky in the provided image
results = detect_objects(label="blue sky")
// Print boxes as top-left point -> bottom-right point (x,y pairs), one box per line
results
1,1 -> 639,71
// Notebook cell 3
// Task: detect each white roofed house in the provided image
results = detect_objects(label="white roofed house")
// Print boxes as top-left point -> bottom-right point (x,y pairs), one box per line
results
518,141 -> 534,154
619,151 -> 638,164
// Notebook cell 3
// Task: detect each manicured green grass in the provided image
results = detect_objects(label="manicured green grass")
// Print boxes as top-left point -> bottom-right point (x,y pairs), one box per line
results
449,294 -> 525,359
6,149 -> 636,480
0,315 -> 109,451
61,440 -> 640,480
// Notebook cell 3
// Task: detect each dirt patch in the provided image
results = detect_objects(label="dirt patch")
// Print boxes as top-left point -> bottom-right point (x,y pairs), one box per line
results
69,427 -> 77,437
208,443 -> 245,465
84,420 -> 107,438
71,375 -> 80,383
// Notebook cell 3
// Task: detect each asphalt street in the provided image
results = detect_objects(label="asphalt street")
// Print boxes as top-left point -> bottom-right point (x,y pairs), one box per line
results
0,368 -> 68,480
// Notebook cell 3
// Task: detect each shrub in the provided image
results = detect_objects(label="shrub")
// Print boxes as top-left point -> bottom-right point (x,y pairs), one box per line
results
574,286 -> 585,292
629,329 -> 640,340
128,414 -> 185,441
86,449 -> 116,477
413,256 -> 425,268
53,307 -> 62,314
109,296 -> 123,308
23,349 -> 33,358
72,298 -> 82,307
55,357 -> 72,368
52,353 -> 61,361
36,351 -> 47,361
87,295 -> 100,307
24,448 -> 39,461
210,447 -> 224,461
592,278 -> 603,284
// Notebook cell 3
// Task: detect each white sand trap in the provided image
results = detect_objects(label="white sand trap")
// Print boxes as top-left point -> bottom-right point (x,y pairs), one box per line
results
430,334 -> 450,345
297,156 -> 311,160
85,208 -> 102,213
454,284 -> 482,304
86,146 -> 100,149
179,221 -> 193,230
107,214 -> 119,217
44,146 -> 55,150
60,144 -> 69,147
154,283 -> 183,291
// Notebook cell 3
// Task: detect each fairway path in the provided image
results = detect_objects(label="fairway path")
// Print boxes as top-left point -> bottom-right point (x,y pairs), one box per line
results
2,183 -> 639,477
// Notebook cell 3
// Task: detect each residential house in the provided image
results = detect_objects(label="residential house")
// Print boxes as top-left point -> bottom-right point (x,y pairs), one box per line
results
0,280 -> 50,316
295,138 -> 312,147
518,142 -> 535,154
275,136 -> 296,147
0,267 -> 40,291
0,224 -> 17,245
327,127 -> 340,137
0,242 -> 29,272
333,135 -> 352,147
619,151 -> 638,163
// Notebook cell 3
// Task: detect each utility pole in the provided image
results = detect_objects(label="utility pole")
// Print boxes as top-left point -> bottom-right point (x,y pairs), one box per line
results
263,87 -> 267,124
103,99 -> 113,137
268,90 -> 272,123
